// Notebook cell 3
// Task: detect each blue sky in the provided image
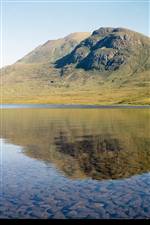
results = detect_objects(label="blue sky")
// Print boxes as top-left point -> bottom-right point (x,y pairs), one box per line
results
1,0 -> 149,67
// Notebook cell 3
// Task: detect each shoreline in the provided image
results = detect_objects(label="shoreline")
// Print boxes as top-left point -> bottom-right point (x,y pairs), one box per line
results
1,103 -> 150,109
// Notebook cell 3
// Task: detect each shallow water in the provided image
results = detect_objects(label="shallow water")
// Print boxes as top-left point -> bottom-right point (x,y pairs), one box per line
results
0,107 -> 150,218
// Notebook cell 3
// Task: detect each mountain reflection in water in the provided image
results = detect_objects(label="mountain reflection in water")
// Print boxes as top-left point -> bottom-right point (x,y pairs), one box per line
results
1,108 -> 150,180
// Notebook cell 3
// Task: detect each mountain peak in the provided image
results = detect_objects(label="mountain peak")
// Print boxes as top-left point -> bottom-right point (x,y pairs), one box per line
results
92,27 -> 114,36
18,32 -> 90,64
92,27 -> 137,36
64,32 -> 90,41
55,27 -> 150,71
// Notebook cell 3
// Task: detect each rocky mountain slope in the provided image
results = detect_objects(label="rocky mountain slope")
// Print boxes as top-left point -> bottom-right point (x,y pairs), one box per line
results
56,27 -> 149,72
1,27 -> 150,105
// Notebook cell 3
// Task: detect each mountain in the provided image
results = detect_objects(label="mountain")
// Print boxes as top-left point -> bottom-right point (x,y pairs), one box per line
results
1,27 -> 150,105
56,27 -> 149,72
17,32 -> 90,64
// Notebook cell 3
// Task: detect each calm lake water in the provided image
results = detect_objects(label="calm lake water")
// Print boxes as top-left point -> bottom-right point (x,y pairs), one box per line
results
0,106 -> 150,218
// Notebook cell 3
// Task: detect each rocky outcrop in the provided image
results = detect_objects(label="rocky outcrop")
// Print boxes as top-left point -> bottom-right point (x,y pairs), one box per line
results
55,27 -> 145,71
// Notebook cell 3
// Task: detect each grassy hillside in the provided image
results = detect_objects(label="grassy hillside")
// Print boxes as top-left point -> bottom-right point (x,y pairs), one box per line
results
1,28 -> 150,105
